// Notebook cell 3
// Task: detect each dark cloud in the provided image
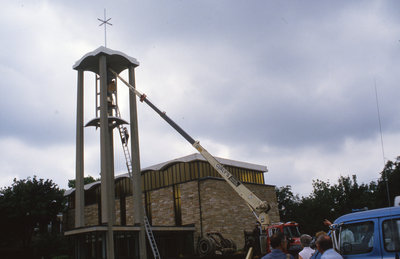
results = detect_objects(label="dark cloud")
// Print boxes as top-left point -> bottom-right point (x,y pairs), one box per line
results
1,0 -> 400,194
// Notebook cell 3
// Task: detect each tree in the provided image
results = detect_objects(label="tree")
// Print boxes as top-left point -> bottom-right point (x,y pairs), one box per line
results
375,158 -> 400,208
295,179 -> 336,235
275,157 -> 400,236
276,175 -> 377,235
275,185 -> 300,222
68,175 -> 98,188
0,176 -> 66,257
302,175 -> 376,234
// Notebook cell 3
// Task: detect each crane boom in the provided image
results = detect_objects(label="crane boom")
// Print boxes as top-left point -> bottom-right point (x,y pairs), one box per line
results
110,69 -> 271,226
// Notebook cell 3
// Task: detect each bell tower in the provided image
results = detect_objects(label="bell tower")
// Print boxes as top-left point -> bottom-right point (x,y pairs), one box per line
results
72,47 -> 146,259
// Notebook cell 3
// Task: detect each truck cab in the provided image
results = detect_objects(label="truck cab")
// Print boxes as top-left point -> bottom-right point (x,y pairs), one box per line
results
331,206 -> 400,258
267,222 -> 302,256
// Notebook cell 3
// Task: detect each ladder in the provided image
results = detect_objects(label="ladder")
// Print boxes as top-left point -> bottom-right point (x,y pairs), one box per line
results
115,106 -> 133,177
144,215 -> 161,259
95,75 -> 133,175
95,74 -> 118,118
95,75 -> 100,117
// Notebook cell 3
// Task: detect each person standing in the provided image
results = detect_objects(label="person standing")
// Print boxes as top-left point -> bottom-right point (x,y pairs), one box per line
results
299,234 -> 314,259
316,235 -> 343,259
310,231 -> 326,259
261,232 -> 294,259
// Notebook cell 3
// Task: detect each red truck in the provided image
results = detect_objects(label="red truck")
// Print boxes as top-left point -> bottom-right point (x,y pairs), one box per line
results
245,221 -> 302,257
267,222 -> 302,255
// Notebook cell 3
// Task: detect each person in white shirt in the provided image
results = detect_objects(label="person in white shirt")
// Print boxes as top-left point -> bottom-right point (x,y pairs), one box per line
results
340,228 -> 354,244
299,234 -> 315,259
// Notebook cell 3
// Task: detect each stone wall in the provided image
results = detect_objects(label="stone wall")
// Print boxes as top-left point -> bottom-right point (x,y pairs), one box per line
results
144,178 -> 279,250
197,178 -> 279,249
125,195 -> 135,225
115,199 -> 121,225
150,186 -> 175,226
84,204 -> 98,226
65,178 -> 280,252
180,181 -> 202,241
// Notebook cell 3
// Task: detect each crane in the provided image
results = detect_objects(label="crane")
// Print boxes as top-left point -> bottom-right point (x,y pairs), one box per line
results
109,68 -> 271,255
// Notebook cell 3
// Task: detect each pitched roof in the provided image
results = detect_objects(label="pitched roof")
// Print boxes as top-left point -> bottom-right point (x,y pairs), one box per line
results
64,153 -> 267,196
142,153 -> 268,172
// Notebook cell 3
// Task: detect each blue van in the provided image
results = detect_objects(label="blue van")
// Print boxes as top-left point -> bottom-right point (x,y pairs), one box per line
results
330,206 -> 400,258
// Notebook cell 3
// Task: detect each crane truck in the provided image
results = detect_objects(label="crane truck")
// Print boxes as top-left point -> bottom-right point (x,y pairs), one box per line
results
110,69 -> 299,257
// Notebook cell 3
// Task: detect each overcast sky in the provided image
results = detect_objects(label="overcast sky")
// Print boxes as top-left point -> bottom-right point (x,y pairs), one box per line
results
1,0 -> 400,197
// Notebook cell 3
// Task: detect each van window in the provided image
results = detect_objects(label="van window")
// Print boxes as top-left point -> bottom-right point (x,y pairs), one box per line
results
382,218 -> 400,252
340,221 -> 374,255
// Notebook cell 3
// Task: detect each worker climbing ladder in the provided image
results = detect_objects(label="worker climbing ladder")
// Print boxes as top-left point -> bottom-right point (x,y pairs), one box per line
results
115,106 -> 133,177
95,75 -> 161,259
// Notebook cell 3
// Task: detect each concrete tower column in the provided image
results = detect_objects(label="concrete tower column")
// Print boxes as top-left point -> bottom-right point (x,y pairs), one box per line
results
75,69 -> 85,228
129,66 -> 147,259
99,55 -> 115,259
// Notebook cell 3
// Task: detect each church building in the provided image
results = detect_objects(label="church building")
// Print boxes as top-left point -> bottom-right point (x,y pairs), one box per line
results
64,153 -> 279,258
68,46 -> 279,258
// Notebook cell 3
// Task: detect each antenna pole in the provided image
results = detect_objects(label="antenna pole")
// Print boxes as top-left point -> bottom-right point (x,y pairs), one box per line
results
374,79 -> 391,207
374,80 -> 385,164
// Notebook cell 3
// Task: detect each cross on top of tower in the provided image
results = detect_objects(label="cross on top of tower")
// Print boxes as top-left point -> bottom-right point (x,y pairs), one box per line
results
98,9 -> 112,48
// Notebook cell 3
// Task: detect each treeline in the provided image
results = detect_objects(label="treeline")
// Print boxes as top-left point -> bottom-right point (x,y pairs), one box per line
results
0,176 -> 68,258
276,158 -> 400,235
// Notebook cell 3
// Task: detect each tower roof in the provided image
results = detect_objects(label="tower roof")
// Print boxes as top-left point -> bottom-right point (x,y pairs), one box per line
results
73,46 -> 139,74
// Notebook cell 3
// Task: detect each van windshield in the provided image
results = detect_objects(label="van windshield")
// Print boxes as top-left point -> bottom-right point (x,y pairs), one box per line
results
339,221 -> 374,255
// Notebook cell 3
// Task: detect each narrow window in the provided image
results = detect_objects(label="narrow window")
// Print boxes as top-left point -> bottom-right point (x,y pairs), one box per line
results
120,195 -> 126,226
151,172 -> 156,189
173,185 -> 182,226
145,192 -> 152,224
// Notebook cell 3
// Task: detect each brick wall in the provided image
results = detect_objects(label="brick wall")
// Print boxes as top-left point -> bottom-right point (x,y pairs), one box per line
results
139,178 -> 279,250
65,178 -> 280,252
150,186 -> 175,226
125,195 -> 135,225
180,181 -> 201,240
84,204 -> 98,226
66,196 -> 145,229
197,178 -> 279,249
115,199 -> 121,225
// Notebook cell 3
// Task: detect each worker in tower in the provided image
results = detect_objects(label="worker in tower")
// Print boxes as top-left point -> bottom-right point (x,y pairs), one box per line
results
107,71 -> 116,107
122,127 -> 129,144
